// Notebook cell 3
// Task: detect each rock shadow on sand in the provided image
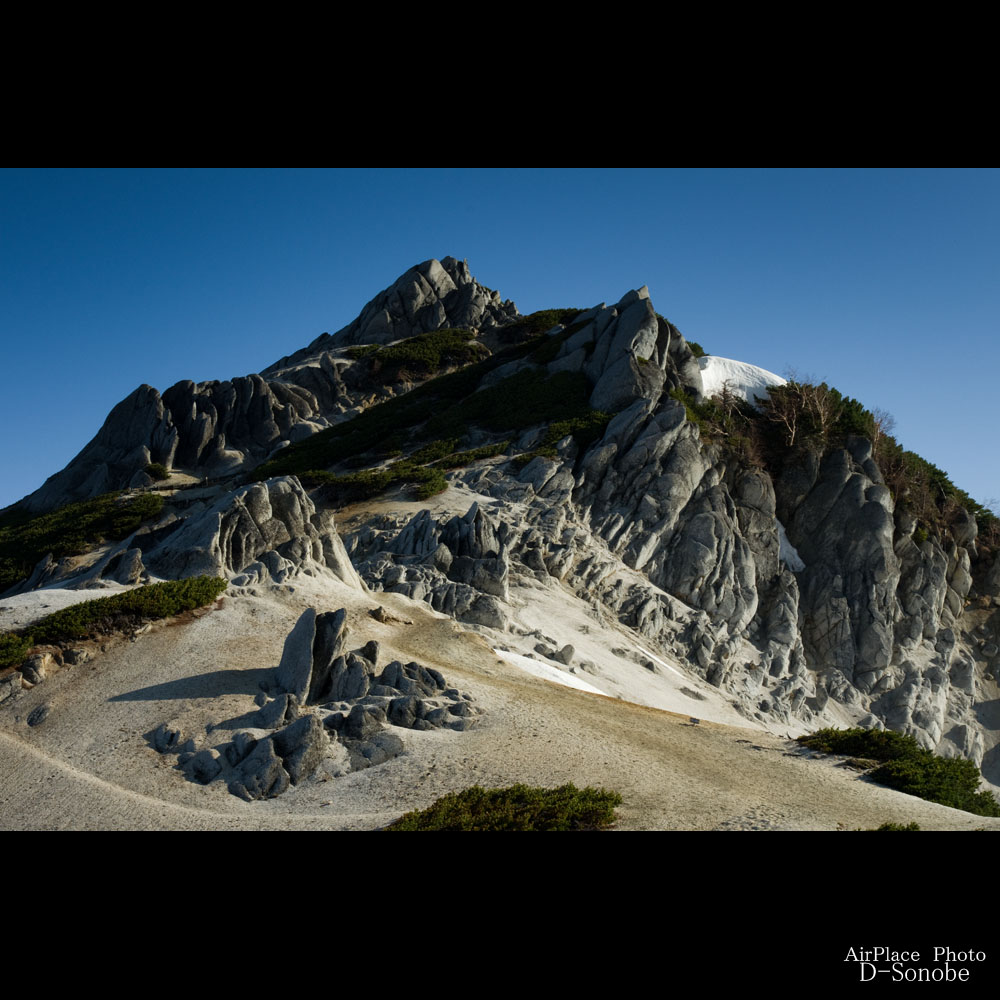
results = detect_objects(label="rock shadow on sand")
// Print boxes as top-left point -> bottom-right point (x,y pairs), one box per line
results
109,667 -> 275,702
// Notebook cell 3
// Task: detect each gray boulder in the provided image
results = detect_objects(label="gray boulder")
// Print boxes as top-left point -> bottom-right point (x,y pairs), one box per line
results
152,721 -> 188,753
20,653 -> 53,686
271,714 -> 329,785
0,672 -> 23,705
224,731 -> 260,767
344,704 -> 387,740
309,609 -> 351,703
230,739 -> 291,801
275,609 -> 318,702
185,749 -> 223,784
26,703 -> 51,727
274,607 -> 356,705
255,693 -> 301,730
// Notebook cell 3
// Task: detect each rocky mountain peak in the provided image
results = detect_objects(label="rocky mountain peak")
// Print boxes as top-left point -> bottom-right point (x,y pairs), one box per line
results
263,256 -> 518,373
13,258 -> 517,514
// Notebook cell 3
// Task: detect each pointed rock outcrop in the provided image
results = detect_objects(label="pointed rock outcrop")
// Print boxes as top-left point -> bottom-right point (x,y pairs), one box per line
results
267,257 -> 518,369
354,502 -> 512,629
535,288 -> 703,413
275,607 -> 352,705
18,385 -> 178,513
145,476 -> 364,589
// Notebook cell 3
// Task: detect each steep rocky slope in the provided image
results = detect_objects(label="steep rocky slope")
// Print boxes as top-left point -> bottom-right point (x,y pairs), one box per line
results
3,256 -> 999,826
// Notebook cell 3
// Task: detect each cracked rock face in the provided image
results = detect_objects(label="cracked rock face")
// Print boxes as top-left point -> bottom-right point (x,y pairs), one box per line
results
352,503 -> 511,630
18,377 -> 336,513
144,476 -> 364,590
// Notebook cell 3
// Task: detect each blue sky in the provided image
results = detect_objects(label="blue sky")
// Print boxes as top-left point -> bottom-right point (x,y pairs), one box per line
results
2,167 -> 998,512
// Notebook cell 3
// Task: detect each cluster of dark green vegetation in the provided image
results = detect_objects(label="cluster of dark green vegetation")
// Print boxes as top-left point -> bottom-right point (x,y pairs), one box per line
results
856,821 -> 921,831
304,441 -> 513,503
668,387 -> 764,468
383,783 -> 623,831
345,328 -> 489,384
0,576 -> 228,671
878,441 -> 999,544
762,381 -> 997,540
0,492 -> 165,595
673,380 -> 892,471
674,374 -> 998,548
511,412 -> 614,469
526,319 -> 591,364
488,309 -> 583,346
687,341 -> 706,359
302,460 -> 450,504
432,441 -> 510,470
144,462 -> 170,481
254,314 -> 614,506
798,728 -> 1000,818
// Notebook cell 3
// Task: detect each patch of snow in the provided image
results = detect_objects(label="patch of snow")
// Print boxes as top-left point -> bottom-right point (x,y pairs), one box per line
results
777,520 -> 805,572
493,648 -> 607,696
698,355 -> 786,406
632,642 -> 686,678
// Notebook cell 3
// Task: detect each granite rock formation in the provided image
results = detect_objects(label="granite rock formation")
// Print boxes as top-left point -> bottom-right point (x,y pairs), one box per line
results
151,606 -> 482,801
143,476 -> 363,590
266,256 -> 518,362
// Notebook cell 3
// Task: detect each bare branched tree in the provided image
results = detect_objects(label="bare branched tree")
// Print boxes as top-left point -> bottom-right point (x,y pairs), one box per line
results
871,406 -> 895,455
761,382 -> 804,447
801,381 -> 842,440
715,379 -> 739,419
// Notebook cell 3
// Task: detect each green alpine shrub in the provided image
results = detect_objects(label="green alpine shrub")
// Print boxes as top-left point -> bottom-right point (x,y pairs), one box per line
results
384,783 -> 623,831
798,728 -> 1000,817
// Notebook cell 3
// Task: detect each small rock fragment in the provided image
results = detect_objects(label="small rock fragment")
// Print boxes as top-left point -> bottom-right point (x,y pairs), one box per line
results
27,703 -> 51,727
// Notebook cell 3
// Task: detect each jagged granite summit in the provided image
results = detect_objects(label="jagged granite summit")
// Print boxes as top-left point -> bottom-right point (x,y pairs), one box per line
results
16,257 -> 516,514
5,256 -> 1000,811
265,255 -> 518,366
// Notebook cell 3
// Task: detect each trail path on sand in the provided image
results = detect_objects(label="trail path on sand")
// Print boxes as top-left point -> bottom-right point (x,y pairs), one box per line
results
1,583 -> 996,831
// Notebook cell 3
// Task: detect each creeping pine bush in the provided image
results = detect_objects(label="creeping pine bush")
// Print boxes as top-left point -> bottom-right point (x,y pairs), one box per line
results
433,441 -> 510,469
798,728 -> 1000,818
492,309 -> 584,345
384,784 -> 623,831
254,316 -> 604,485
0,577 -> 228,671
0,491 -> 165,594
0,633 -> 32,672
144,462 -> 169,480
350,329 -> 490,384
260,336 -> 614,507
857,822 -> 922,831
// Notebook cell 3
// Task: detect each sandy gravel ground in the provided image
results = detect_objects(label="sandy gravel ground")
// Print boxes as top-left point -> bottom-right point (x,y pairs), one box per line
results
2,577 -> 998,831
